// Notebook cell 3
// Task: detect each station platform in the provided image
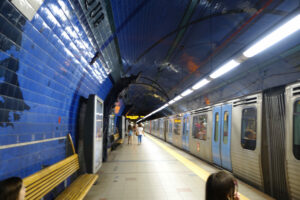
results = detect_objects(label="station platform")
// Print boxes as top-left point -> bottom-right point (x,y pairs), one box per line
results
85,134 -> 273,200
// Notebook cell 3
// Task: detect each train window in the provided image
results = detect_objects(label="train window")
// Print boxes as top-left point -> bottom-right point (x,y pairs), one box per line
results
160,119 -> 164,131
293,100 -> 300,160
241,108 -> 257,150
192,115 -> 207,140
168,120 -> 173,135
223,112 -> 229,144
214,113 -> 219,142
183,117 -> 189,135
152,121 -> 155,131
174,118 -> 181,135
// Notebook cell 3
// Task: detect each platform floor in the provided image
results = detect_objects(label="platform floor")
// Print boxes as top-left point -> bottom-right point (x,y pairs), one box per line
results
85,134 -> 273,200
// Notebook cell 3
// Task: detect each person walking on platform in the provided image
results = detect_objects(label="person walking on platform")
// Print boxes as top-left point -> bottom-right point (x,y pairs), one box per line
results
206,171 -> 240,200
137,123 -> 145,144
128,125 -> 133,144
0,177 -> 26,200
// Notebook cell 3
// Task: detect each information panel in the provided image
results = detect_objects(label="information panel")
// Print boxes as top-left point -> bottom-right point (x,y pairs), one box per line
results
84,95 -> 104,173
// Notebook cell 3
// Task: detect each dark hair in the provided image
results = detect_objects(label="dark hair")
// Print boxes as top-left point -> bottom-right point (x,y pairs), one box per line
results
206,171 -> 236,200
0,177 -> 23,200
138,123 -> 142,127
128,125 -> 132,131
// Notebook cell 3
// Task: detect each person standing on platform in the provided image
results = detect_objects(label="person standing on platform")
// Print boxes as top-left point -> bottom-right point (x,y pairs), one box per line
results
137,123 -> 145,144
127,125 -> 133,144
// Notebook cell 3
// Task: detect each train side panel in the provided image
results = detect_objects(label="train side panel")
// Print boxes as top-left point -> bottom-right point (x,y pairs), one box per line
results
231,94 -> 264,189
189,108 -> 213,163
285,83 -> 300,200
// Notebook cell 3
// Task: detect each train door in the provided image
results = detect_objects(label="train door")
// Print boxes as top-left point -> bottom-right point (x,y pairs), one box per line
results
182,114 -> 190,151
220,104 -> 232,171
212,104 -> 232,171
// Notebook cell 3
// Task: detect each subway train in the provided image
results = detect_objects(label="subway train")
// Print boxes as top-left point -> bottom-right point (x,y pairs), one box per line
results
144,81 -> 300,200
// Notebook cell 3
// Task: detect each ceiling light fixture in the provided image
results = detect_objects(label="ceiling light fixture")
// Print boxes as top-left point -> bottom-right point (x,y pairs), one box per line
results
192,78 -> 210,90
181,89 -> 193,97
174,95 -> 182,101
169,100 -> 175,104
243,14 -> 300,58
209,60 -> 240,79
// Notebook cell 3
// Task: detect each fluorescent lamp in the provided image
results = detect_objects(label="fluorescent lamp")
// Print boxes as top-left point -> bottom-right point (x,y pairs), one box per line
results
243,14 -> 300,58
174,95 -> 182,101
192,78 -> 210,90
169,100 -> 175,104
209,60 -> 240,79
181,89 -> 193,97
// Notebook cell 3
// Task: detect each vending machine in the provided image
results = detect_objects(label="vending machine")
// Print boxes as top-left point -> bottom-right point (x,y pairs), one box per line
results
84,95 -> 104,173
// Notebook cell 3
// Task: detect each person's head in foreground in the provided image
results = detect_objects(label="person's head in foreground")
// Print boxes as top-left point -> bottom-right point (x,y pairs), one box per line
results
0,177 -> 26,200
206,171 -> 239,200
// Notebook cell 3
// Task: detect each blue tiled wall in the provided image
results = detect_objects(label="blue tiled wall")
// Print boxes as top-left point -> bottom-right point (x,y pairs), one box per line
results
0,0 -> 112,180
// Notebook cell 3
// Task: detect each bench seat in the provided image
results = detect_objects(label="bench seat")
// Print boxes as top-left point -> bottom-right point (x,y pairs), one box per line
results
23,134 -> 98,200
56,174 -> 98,200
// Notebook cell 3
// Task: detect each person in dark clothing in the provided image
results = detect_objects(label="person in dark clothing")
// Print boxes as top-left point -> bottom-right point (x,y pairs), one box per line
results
0,177 -> 26,200
206,171 -> 240,200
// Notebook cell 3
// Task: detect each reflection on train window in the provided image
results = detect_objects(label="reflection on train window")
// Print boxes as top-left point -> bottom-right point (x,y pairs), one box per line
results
223,112 -> 229,144
157,120 -> 160,132
151,121 -> 155,131
183,117 -> 190,135
192,115 -> 207,140
241,108 -> 257,150
174,118 -> 182,135
293,100 -> 300,160
168,120 -> 173,135
160,119 -> 164,133
214,113 -> 219,142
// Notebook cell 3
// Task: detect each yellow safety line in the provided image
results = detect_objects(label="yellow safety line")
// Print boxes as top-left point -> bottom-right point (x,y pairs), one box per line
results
147,134 -> 249,200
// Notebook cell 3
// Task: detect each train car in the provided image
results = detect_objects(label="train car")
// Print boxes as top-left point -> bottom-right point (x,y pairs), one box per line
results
190,106 -> 213,163
285,82 -> 300,200
145,82 -> 300,199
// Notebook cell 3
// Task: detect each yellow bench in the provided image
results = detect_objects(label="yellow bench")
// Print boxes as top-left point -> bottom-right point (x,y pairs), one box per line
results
23,134 -> 98,200
113,133 -> 123,144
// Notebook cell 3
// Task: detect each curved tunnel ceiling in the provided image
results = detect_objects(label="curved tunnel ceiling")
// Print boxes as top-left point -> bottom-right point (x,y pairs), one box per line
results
87,0 -> 300,117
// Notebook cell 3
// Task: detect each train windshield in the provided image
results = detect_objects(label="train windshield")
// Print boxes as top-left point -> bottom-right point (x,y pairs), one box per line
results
293,100 -> 300,160
241,108 -> 257,150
